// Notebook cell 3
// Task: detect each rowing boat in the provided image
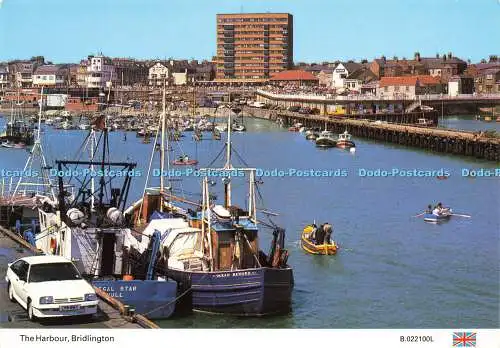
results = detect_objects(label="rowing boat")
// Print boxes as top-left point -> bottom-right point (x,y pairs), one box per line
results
423,208 -> 452,223
301,225 -> 338,255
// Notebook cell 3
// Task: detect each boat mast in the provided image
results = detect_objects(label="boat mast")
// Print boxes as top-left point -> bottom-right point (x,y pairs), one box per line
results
11,87 -> 56,200
160,80 -> 166,212
224,95 -> 232,208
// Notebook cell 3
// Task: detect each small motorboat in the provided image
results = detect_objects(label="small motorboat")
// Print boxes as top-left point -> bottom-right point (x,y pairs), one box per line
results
336,130 -> 355,149
288,123 -> 302,132
305,128 -> 320,140
172,156 -> 198,166
423,208 -> 452,223
232,123 -> 246,132
315,130 -> 337,148
301,225 -> 338,255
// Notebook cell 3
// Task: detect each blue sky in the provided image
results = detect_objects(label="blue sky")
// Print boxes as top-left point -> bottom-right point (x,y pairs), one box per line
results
0,0 -> 498,63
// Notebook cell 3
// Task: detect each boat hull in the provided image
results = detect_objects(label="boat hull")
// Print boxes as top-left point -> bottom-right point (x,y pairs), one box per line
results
315,138 -> 337,147
336,140 -> 355,149
172,159 -> 198,166
423,213 -> 451,223
92,279 -> 178,319
168,267 -> 293,316
301,229 -> 338,255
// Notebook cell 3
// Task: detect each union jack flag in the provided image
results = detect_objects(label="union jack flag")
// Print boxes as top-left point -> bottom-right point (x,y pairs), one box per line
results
453,332 -> 476,347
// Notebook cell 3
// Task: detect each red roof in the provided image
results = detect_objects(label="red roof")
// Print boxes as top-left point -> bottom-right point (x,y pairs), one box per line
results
270,70 -> 319,81
379,75 -> 441,87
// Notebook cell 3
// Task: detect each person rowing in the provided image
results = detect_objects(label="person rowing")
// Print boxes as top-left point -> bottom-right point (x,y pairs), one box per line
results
425,204 -> 432,214
432,202 -> 445,216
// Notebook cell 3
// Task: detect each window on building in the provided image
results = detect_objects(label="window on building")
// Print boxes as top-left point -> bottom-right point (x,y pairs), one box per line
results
405,86 -> 409,91
395,86 -> 400,91
384,86 -> 388,92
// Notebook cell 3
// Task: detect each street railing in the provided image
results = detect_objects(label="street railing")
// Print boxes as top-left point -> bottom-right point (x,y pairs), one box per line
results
256,89 -> 500,102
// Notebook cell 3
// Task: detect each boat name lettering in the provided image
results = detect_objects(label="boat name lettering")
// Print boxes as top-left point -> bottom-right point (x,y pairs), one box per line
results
215,271 -> 258,278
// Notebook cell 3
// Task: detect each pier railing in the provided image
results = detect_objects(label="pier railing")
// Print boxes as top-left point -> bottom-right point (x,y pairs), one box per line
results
256,89 -> 500,102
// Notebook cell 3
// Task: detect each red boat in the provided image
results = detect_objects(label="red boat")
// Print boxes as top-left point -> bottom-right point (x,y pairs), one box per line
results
288,123 -> 302,132
336,130 -> 355,149
172,156 -> 198,166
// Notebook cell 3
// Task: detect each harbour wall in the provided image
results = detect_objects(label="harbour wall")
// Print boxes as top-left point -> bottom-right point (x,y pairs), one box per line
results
243,107 -> 500,162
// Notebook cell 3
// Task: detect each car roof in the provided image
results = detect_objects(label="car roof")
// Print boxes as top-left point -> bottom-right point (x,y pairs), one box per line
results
17,255 -> 73,265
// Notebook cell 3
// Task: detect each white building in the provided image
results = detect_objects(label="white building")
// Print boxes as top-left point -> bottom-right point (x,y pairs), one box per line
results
148,62 -> 170,86
0,64 -> 8,89
331,62 -> 362,90
84,55 -> 115,88
172,70 -> 188,85
32,65 -> 67,87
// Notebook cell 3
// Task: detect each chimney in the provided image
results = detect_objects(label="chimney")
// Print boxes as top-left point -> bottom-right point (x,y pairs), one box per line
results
414,52 -> 421,61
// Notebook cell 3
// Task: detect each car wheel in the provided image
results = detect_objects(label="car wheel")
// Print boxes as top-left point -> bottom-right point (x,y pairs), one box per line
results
27,300 -> 37,322
8,282 -> 15,303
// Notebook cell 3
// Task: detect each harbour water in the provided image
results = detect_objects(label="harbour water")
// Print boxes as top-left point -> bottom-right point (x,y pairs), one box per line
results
0,114 -> 498,328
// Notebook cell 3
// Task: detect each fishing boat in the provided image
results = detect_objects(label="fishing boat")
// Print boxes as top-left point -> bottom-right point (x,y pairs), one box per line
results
301,225 -> 338,255
423,208 -> 452,223
315,130 -> 337,148
32,83 -> 178,320
125,105 -> 294,316
336,130 -> 355,149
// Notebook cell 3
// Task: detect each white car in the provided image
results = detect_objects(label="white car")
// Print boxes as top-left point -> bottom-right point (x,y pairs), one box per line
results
5,255 -> 99,321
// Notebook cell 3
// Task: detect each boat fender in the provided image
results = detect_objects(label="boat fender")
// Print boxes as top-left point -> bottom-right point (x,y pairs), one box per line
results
67,208 -> 85,225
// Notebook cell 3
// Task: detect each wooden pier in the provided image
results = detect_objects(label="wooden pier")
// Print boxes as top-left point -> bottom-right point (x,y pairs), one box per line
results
245,107 -> 500,162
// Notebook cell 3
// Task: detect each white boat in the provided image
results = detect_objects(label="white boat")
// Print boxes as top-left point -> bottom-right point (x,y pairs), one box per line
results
232,123 -> 246,132
215,124 -> 228,132
336,130 -> 355,149
315,130 -> 337,148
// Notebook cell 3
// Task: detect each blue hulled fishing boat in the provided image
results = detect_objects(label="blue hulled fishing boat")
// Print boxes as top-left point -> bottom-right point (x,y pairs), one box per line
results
125,105 -> 294,316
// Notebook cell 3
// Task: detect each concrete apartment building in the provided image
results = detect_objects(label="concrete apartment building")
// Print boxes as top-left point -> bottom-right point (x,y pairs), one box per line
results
215,13 -> 293,82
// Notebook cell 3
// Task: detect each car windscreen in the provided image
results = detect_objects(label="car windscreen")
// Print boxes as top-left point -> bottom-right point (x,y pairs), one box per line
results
28,263 -> 82,282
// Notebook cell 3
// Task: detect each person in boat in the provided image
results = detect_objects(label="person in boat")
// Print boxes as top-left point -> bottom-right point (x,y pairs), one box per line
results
432,204 -> 442,216
323,223 -> 333,245
306,223 -> 317,241
184,155 -> 189,162
425,204 -> 432,214
315,224 -> 325,245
